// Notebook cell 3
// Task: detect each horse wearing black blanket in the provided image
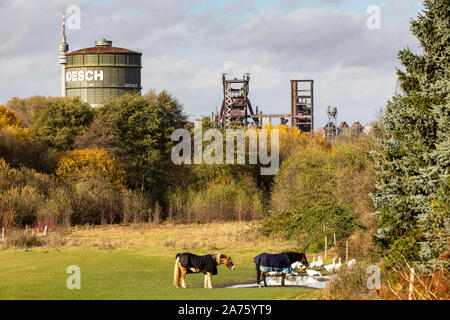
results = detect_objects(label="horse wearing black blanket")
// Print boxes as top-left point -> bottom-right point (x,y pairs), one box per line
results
254,252 -> 308,287
174,252 -> 235,288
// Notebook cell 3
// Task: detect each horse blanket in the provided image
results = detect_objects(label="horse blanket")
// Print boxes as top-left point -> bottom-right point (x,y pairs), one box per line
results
259,266 -> 294,274
254,252 -> 292,269
176,253 -> 218,275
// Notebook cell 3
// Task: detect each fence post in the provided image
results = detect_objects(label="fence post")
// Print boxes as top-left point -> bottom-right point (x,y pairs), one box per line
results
346,240 -> 349,263
408,268 -> 415,300
43,225 -> 48,237
1,227 -> 4,242
333,233 -> 336,245
325,236 -> 327,258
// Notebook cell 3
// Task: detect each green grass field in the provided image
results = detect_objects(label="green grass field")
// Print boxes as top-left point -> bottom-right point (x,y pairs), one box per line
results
0,223 -> 324,300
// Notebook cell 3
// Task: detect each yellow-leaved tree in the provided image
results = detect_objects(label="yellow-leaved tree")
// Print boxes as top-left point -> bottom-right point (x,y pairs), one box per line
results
0,105 -> 22,128
56,148 -> 125,185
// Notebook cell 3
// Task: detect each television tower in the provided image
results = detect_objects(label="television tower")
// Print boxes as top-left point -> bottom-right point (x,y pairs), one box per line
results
58,11 -> 69,97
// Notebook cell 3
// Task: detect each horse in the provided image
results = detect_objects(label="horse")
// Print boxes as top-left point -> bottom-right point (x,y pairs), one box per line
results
254,252 -> 308,287
173,252 -> 235,289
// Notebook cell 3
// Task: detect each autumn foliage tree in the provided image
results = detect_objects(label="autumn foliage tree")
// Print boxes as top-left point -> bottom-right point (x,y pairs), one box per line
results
56,148 -> 125,185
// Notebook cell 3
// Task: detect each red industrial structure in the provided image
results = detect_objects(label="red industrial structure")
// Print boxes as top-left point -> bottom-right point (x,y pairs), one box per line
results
213,75 -> 314,132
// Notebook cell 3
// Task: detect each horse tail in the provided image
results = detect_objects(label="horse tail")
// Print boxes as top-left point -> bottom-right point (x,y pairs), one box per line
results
174,257 -> 181,288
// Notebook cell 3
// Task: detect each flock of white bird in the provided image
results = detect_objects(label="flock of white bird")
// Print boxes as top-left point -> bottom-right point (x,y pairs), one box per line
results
292,256 -> 356,278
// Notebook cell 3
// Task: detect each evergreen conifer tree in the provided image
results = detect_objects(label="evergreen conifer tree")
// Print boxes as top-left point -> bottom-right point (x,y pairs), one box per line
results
372,0 -> 449,271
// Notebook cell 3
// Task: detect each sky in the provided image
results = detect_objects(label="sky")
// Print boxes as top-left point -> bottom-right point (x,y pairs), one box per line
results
0,0 -> 424,127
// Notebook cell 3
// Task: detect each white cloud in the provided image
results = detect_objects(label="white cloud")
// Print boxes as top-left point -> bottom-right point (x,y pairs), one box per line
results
0,0 -> 422,128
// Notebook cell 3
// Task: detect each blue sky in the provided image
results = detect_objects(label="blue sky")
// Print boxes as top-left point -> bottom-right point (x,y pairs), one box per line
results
0,0 -> 424,127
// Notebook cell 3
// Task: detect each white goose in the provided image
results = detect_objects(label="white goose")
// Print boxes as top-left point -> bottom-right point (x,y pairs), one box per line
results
347,258 -> 356,268
324,258 -> 336,272
315,255 -> 324,268
306,269 -> 322,277
334,258 -> 342,270
291,261 -> 305,271
309,257 -> 317,268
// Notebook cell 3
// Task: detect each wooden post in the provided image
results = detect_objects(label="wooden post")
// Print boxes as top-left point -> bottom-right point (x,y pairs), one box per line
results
408,268 -> 415,300
345,240 -> 349,263
325,236 -> 327,258
43,225 -> 48,237
333,233 -> 336,245
1,227 -> 4,242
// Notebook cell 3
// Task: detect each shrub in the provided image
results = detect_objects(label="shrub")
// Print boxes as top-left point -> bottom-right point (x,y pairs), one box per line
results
169,176 -> 263,223
271,147 -> 336,212
323,262 -> 378,300
0,186 -> 45,226
69,170 -> 122,225
121,189 -> 150,224
5,234 -> 45,249
260,204 -> 361,252
37,187 -> 73,227
0,207 -> 15,228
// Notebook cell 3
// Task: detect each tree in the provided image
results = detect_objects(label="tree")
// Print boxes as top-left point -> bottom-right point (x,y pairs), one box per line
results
100,91 -> 186,205
56,148 -> 125,185
0,105 -> 57,173
371,0 -> 449,270
0,105 -> 22,128
6,96 -> 49,127
73,118 -> 122,157
31,97 -> 94,151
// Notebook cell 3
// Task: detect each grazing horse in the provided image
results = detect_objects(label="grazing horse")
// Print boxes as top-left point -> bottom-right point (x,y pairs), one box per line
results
254,252 -> 308,287
174,252 -> 235,289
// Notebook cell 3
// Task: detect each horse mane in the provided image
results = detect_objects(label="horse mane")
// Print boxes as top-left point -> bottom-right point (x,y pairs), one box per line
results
285,252 -> 307,265
210,253 -> 222,265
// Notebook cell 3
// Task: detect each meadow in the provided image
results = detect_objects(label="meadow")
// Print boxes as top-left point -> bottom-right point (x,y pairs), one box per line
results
0,222 -> 324,300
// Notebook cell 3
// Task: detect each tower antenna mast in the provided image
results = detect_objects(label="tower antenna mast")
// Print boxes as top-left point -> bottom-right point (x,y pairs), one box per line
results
58,11 -> 69,97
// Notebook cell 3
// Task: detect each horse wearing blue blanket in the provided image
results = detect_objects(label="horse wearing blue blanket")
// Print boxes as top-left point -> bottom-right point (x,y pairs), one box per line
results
254,252 -> 308,287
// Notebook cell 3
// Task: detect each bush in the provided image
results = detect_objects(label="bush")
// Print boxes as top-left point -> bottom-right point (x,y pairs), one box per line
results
69,171 -> 123,225
0,157 -> 150,227
260,204 -> 361,252
169,176 -> 263,223
271,147 -> 336,212
4,234 -> 45,249
0,186 -> 45,226
121,189 -> 150,224
323,262 -> 378,300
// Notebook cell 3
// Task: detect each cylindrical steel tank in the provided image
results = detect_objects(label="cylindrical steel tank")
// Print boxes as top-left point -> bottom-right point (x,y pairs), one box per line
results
65,39 -> 142,106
